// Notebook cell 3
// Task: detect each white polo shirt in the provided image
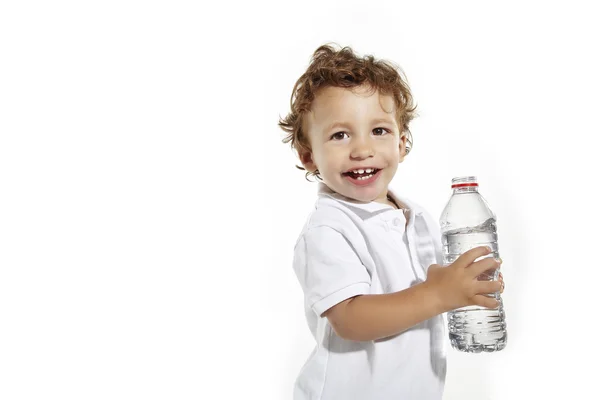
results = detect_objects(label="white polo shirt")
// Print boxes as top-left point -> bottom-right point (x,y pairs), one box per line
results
292,183 -> 447,400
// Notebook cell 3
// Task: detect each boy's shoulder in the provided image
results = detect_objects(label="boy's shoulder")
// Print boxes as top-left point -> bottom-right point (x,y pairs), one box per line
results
292,188 -> 367,249
300,195 -> 358,235
388,190 -> 438,224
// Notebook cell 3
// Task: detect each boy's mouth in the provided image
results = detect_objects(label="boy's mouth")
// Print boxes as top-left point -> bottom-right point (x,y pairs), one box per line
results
342,168 -> 381,181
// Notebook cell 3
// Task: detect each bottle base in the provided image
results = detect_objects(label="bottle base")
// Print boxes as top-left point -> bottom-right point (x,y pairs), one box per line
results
450,333 -> 507,353
448,306 -> 507,353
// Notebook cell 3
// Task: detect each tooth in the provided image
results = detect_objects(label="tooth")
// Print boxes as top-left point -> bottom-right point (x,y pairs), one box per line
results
365,168 -> 373,173
358,169 -> 364,174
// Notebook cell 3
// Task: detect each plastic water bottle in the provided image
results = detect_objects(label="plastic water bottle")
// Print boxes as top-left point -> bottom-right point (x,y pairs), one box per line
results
439,176 -> 507,352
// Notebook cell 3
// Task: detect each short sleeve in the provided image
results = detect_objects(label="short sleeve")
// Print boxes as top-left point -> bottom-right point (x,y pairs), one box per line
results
293,226 -> 371,316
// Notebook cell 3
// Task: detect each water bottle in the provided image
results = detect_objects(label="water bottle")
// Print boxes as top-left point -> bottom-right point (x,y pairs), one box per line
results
439,176 -> 507,353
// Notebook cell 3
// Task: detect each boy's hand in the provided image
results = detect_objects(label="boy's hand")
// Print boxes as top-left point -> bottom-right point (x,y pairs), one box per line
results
425,246 -> 502,312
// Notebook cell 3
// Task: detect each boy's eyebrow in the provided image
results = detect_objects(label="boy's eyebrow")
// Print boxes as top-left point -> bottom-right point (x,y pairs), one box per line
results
324,118 -> 396,133
371,117 -> 396,126
323,121 -> 351,133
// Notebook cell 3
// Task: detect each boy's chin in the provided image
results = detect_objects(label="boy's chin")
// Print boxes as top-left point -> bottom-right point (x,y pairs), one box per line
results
324,178 -> 384,203
337,186 -> 381,203
349,193 -> 379,203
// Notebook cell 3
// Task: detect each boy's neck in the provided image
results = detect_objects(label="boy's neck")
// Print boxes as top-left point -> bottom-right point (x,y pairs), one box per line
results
385,193 -> 400,210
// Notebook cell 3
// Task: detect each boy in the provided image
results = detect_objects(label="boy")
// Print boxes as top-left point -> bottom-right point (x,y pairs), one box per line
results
278,44 -> 503,399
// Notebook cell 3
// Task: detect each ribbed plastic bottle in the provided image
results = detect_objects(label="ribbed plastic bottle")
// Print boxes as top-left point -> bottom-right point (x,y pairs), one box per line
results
439,176 -> 507,352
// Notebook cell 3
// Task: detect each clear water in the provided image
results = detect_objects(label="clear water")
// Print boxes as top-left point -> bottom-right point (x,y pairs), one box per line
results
442,217 -> 507,352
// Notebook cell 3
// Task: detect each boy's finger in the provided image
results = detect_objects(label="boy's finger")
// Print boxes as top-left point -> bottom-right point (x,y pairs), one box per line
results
472,294 -> 499,309
456,246 -> 492,268
475,280 -> 502,295
469,257 -> 500,278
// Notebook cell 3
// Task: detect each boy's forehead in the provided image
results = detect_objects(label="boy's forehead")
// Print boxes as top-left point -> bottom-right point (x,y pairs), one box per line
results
306,86 -> 397,126
315,85 -> 389,102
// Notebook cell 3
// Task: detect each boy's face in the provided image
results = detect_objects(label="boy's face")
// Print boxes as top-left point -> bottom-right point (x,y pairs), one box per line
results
300,85 -> 407,204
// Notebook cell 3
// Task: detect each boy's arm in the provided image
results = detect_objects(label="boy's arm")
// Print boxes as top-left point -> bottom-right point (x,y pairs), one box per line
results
323,246 -> 502,341
323,282 -> 443,341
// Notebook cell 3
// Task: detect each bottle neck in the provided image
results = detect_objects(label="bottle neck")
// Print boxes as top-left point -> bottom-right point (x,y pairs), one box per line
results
451,177 -> 479,194
452,186 -> 479,194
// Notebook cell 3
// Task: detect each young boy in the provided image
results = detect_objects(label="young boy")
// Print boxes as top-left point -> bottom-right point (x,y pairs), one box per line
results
278,44 -> 503,399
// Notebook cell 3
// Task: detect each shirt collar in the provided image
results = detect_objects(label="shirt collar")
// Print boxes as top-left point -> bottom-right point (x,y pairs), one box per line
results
316,183 -> 424,219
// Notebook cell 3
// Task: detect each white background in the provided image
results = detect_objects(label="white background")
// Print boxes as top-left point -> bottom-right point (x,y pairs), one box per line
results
1,1 -> 599,399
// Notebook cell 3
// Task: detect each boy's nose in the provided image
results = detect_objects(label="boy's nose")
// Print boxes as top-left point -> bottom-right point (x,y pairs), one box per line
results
350,139 -> 374,159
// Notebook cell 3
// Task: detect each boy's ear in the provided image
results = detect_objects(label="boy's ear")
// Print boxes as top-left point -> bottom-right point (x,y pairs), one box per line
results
299,149 -> 318,173
398,135 -> 408,162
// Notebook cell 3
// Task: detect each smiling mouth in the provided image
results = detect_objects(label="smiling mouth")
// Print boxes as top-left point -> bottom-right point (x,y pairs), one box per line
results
342,168 -> 381,180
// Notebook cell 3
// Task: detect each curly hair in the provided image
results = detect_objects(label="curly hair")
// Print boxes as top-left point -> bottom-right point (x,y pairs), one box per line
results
278,43 -> 417,181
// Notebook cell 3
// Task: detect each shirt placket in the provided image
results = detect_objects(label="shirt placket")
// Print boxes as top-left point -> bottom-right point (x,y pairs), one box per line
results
404,212 -> 427,282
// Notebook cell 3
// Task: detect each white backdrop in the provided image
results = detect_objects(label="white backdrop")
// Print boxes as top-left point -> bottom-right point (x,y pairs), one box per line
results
1,1 -> 599,399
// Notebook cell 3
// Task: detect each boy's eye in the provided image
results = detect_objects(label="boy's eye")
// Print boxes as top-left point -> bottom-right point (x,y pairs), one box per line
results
373,127 -> 389,136
331,132 -> 349,140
